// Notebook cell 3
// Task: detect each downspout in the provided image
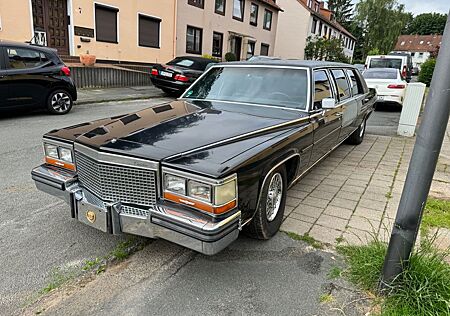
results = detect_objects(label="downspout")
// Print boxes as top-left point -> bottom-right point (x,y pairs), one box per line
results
173,0 -> 177,59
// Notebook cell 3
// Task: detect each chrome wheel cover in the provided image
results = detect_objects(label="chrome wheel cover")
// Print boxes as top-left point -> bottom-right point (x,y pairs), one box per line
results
359,120 -> 365,138
51,92 -> 71,112
266,172 -> 283,222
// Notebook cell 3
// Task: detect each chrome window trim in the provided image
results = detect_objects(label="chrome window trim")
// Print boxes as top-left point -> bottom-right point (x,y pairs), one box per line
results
183,98 -> 307,113
179,64 -> 311,112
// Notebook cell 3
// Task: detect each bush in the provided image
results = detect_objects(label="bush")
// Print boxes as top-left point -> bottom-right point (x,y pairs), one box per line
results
201,54 -> 217,60
418,58 -> 436,86
224,52 -> 237,62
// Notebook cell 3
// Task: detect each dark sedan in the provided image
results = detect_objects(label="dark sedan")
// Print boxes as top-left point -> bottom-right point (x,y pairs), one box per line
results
0,40 -> 77,114
32,60 -> 375,255
150,56 -> 217,95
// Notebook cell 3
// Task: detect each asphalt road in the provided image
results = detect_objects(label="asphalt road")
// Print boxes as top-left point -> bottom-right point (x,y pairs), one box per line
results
366,102 -> 402,136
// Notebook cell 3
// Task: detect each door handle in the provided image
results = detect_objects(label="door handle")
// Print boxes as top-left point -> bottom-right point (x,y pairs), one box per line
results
336,113 -> 343,117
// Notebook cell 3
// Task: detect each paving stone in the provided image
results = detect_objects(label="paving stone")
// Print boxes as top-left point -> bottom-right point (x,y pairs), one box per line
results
323,205 -> 353,219
302,196 -> 330,208
291,183 -> 314,193
358,198 -> 387,212
361,191 -> 389,202
315,183 -> 341,194
335,190 -> 362,202
348,215 -> 381,233
342,228 -> 375,246
292,204 -> 322,218
316,214 -> 348,231
309,225 -> 343,245
286,196 -> 302,208
280,218 -> 312,236
369,179 -> 392,188
309,189 -> 335,201
321,178 -> 346,187
353,207 -> 383,221
330,197 -> 358,210
289,212 -> 317,224
287,189 -> 308,200
284,205 -> 294,217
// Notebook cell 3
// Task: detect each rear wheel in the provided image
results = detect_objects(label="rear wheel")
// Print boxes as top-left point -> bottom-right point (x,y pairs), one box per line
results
346,118 -> 366,145
47,89 -> 73,115
247,165 -> 287,240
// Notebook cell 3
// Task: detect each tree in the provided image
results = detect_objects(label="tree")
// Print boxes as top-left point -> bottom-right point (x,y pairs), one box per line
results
354,0 -> 411,58
418,58 -> 436,86
327,0 -> 354,27
405,13 -> 447,35
304,36 -> 350,63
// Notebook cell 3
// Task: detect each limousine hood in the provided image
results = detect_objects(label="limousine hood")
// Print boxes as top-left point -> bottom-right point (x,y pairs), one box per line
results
45,100 -> 308,165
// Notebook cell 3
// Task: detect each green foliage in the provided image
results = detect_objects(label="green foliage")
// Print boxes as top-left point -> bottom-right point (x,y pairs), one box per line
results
405,13 -> 448,35
421,198 -> 450,232
224,52 -> 237,62
367,48 -> 381,55
201,54 -> 218,61
327,0 -> 354,26
304,36 -> 350,63
285,231 -> 325,249
355,0 -> 411,57
328,266 -> 343,279
418,58 -> 436,87
319,293 -> 334,303
338,238 -> 450,315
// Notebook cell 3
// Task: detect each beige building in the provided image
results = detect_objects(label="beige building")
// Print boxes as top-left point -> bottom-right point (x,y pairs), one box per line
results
0,0 -> 177,64
176,0 -> 282,61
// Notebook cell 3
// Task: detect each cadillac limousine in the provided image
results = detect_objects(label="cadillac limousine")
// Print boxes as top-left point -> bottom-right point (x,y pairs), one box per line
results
31,60 -> 376,255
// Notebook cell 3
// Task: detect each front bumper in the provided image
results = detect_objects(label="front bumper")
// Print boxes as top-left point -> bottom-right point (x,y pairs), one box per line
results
31,164 -> 241,255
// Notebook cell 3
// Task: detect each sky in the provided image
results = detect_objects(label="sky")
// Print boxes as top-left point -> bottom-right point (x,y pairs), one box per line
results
349,0 -> 449,16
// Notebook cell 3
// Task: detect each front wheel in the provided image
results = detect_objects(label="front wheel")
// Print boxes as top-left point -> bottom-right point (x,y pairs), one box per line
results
47,89 -> 73,115
346,118 -> 366,145
247,165 -> 287,240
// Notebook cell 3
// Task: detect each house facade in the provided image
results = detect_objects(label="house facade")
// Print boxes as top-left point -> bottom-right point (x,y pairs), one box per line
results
176,0 -> 281,61
0,0 -> 177,64
275,0 -> 355,60
393,34 -> 442,69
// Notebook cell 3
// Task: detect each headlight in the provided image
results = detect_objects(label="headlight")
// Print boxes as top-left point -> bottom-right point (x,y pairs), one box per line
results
44,143 -> 59,159
188,180 -> 211,202
58,147 -> 73,163
164,174 -> 186,195
215,180 -> 237,205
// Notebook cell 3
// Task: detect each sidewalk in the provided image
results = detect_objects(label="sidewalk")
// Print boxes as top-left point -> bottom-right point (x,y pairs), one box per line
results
281,121 -> 450,246
75,86 -> 165,105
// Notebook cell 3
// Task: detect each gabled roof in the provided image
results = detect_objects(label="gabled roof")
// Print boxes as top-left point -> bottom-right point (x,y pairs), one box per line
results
257,0 -> 283,11
394,34 -> 442,52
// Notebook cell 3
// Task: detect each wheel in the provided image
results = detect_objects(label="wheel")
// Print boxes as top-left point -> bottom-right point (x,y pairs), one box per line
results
47,89 -> 73,115
247,165 -> 287,240
346,118 -> 366,145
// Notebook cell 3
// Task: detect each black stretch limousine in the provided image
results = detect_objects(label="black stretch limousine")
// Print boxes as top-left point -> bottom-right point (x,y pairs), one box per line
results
31,60 -> 376,255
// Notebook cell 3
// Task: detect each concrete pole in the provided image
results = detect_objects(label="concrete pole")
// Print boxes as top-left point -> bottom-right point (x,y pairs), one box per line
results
380,12 -> 450,287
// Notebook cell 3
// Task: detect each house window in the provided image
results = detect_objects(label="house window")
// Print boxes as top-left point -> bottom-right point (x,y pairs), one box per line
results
401,41 -> 405,46
323,26 -> 328,38
212,32 -> 223,57
138,14 -> 161,48
419,52 -> 424,57
307,0 -> 312,7
233,0 -> 245,21
188,0 -> 204,8
263,10 -> 273,30
314,3 -> 319,12
215,0 -> 225,15
250,3 -> 259,26
186,26 -> 202,54
311,19 -> 317,34
247,41 -> 255,59
260,43 -> 269,56
318,21 -> 322,36
95,4 -> 118,43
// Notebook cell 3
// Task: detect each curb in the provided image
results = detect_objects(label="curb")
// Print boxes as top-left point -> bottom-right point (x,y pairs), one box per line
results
74,95 -> 167,106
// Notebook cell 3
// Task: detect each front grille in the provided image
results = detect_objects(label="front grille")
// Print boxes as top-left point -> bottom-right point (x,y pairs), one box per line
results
75,151 -> 157,207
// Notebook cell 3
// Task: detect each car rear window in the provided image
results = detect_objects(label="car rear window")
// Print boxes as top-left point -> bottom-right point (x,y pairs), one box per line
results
166,57 -> 210,70
369,58 -> 402,70
363,70 -> 397,79
184,66 -> 309,110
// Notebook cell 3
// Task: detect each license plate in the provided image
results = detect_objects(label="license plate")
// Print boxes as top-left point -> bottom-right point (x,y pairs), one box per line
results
160,71 -> 172,78
77,201 -> 108,233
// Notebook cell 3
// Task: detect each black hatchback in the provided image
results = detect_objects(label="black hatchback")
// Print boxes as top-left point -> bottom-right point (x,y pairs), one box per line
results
0,40 -> 77,115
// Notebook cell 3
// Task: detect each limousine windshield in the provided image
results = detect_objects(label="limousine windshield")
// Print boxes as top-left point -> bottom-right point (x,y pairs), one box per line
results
183,66 -> 309,110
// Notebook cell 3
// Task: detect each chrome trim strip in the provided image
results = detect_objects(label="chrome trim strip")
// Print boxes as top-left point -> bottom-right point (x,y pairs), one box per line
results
74,143 -> 159,170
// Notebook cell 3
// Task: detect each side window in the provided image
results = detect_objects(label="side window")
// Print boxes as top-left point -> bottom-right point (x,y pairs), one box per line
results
313,70 -> 333,110
346,69 -> 364,95
6,48 -> 46,69
331,69 -> 351,101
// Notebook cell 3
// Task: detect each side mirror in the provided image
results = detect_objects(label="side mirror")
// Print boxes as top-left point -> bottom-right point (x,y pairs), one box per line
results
322,98 -> 336,109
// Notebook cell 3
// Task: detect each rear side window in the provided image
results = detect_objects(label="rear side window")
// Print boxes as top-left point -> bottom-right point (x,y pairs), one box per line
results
331,69 -> 351,101
6,47 -> 48,69
363,69 -> 398,79
369,58 -> 402,70
313,70 -> 333,110
346,69 -> 364,95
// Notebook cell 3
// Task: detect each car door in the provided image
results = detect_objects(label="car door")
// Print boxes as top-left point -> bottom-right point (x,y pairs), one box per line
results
309,69 -> 342,165
0,46 -> 9,108
3,46 -> 51,107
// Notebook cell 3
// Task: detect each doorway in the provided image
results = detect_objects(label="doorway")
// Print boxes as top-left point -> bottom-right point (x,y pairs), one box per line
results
231,36 -> 242,61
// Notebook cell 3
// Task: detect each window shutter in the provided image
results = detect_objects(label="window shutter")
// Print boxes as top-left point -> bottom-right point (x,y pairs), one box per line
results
139,15 -> 161,48
95,5 -> 118,43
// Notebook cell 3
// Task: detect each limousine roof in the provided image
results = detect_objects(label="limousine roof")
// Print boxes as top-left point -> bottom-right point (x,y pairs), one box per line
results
221,59 -> 354,69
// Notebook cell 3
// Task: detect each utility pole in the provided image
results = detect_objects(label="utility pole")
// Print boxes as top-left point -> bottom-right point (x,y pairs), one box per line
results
380,12 -> 450,287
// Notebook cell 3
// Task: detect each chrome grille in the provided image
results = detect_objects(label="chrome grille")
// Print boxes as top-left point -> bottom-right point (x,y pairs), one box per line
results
75,151 -> 157,206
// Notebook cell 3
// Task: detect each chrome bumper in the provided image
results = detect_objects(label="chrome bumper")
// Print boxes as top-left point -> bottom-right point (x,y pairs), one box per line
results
31,164 -> 241,255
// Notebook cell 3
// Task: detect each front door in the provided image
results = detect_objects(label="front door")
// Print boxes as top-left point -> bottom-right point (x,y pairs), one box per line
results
232,36 -> 242,61
32,0 -> 69,56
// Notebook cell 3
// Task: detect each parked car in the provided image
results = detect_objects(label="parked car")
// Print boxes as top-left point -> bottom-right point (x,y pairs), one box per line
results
388,51 -> 413,81
363,68 -> 407,106
365,54 -> 412,82
0,40 -> 77,114
150,56 -> 218,95
31,60 -> 375,255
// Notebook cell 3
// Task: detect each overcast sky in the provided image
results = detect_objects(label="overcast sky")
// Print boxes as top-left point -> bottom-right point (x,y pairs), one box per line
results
398,0 -> 449,15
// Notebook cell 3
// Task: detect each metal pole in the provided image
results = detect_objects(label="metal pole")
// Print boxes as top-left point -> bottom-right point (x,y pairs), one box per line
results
380,12 -> 450,287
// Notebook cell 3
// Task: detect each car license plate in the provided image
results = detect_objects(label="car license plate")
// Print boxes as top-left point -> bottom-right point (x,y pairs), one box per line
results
77,201 -> 108,233
160,71 -> 172,78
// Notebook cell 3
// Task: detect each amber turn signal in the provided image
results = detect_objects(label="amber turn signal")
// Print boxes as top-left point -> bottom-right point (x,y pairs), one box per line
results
45,157 -> 76,171
163,192 -> 236,215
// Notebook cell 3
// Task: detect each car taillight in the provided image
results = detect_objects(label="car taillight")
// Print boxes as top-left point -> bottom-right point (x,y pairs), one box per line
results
151,69 -> 158,76
402,65 -> 407,78
387,84 -> 405,89
61,66 -> 70,76
174,74 -> 189,82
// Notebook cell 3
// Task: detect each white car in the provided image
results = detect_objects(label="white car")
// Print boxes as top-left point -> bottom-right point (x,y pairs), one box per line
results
363,68 -> 407,106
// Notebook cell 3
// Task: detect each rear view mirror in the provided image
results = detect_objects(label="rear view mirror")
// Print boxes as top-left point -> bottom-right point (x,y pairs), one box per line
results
322,98 -> 336,109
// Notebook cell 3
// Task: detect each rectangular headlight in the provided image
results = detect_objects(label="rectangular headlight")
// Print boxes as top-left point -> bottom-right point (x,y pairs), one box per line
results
188,180 -> 211,202
44,143 -> 59,159
58,147 -> 73,163
164,174 -> 186,195
215,180 -> 237,205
